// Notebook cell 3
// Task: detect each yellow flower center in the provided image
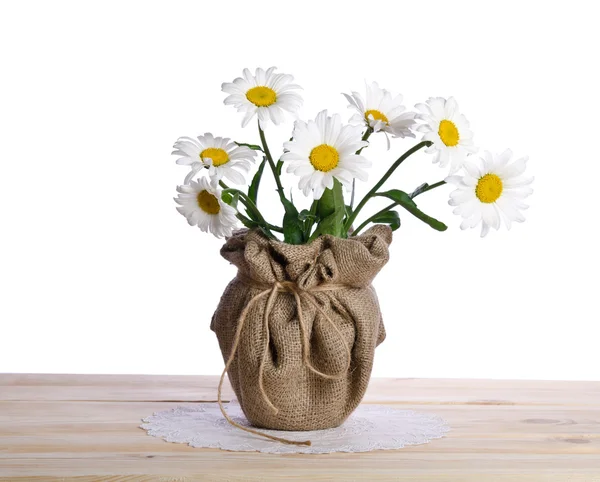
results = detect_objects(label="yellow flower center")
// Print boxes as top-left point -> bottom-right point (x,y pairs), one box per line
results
197,190 -> 221,214
246,86 -> 277,107
365,109 -> 389,124
476,174 -> 503,203
438,119 -> 460,147
200,148 -> 229,167
309,144 -> 340,172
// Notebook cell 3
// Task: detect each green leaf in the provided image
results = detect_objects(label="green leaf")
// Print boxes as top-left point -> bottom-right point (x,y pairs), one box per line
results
310,178 -> 346,240
281,197 -> 304,245
221,191 -> 239,209
230,192 -> 240,210
236,217 -> 275,240
248,157 -> 267,204
221,191 -> 233,204
344,204 -> 354,225
237,216 -> 258,228
235,142 -> 264,152
309,207 -> 345,241
276,159 -> 284,176
376,189 -> 417,208
375,189 -> 447,231
245,205 -> 261,223
299,209 -> 319,239
371,210 -> 401,231
298,209 -> 318,222
409,183 -> 430,198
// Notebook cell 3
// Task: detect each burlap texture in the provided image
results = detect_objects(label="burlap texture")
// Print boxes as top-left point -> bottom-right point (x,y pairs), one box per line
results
210,224 -> 392,431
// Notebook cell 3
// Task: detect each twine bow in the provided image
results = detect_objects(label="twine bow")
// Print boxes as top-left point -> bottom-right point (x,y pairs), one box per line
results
217,275 -> 353,447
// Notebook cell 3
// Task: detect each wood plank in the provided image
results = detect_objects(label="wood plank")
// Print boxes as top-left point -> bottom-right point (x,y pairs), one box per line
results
2,402 -> 600,441
1,455 -> 600,481
1,375 -> 600,480
0,374 -> 236,402
1,401 -> 600,472
2,476 -> 599,482
2,374 -> 599,405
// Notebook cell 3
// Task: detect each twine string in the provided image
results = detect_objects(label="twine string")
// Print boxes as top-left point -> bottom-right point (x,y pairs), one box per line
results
216,275 -> 352,447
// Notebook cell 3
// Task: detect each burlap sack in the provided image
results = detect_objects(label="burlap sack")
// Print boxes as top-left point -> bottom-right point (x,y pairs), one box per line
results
210,224 -> 392,432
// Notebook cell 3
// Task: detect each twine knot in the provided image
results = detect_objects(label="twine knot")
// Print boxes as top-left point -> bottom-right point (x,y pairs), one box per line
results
217,275 -> 352,447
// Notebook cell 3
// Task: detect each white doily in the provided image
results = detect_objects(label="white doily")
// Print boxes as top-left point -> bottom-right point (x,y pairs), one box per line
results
140,400 -> 449,454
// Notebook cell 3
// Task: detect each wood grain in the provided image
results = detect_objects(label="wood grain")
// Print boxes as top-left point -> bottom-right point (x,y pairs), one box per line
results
1,374 -> 599,481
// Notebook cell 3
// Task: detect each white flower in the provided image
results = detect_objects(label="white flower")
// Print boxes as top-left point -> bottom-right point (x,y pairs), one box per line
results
174,176 -> 238,238
172,133 -> 256,185
222,67 -> 303,129
446,149 -> 534,237
344,81 -> 416,142
415,97 -> 477,174
281,110 -> 371,200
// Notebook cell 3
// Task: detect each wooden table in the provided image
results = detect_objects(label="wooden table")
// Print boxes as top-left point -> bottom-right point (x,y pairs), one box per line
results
1,374 -> 599,481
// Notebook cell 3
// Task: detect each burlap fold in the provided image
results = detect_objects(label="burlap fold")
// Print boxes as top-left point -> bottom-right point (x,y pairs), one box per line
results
210,224 -> 392,431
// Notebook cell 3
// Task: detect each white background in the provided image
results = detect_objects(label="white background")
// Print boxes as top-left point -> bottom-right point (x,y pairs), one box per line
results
1,0 -> 598,380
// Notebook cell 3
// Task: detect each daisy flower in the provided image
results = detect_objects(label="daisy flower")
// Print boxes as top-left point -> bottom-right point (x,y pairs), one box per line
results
415,97 -> 477,174
222,67 -> 303,129
172,133 -> 256,185
281,110 -> 371,200
446,149 -> 534,237
343,81 -> 416,143
174,176 -> 238,238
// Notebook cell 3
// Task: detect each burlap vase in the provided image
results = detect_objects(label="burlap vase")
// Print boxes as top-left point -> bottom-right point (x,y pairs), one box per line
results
210,224 -> 392,432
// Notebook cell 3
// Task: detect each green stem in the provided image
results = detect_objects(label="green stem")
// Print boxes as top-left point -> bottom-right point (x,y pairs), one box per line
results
221,181 -> 260,215
411,180 -> 446,198
304,199 -> 319,239
258,123 -> 287,204
350,127 -> 374,210
344,140 -> 432,232
352,202 -> 398,236
263,222 -> 284,233
221,183 -> 283,234
357,127 -> 373,155
235,212 -> 254,226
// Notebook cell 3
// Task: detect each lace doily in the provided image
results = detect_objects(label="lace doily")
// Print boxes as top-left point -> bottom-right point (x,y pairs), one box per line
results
140,400 -> 449,454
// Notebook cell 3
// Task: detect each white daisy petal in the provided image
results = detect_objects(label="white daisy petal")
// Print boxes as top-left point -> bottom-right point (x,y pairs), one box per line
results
257,106 -> 270,125
463,160 -> 482,179
497,156 -> 529,178
342,81 -> 417,140
223,94 -> 245,106
223,67 -> 303,128
343,93 -> 359,110
414,96 -> 476,174
503,176 -> 535,188
415,102 -> 433,116
437,149 -> 450,168
241,109 -> 257,127
447,150 -> 533,237
496,148 -> 513,167
496,196 -> 525,225
223,168 -> 246,185
221,82 -> 244,95
444,175 -> 463,185
171,133 -> 256,185
282,110 -> 371,199
480,222 -> 490,237
313,183 -> 326,200
445,97 -> 458,118
174,177 -> 237,238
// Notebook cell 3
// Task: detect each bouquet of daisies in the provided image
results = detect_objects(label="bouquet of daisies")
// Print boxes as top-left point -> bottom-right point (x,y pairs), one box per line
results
173,67 -> 533,242
171,67 -> 534,445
